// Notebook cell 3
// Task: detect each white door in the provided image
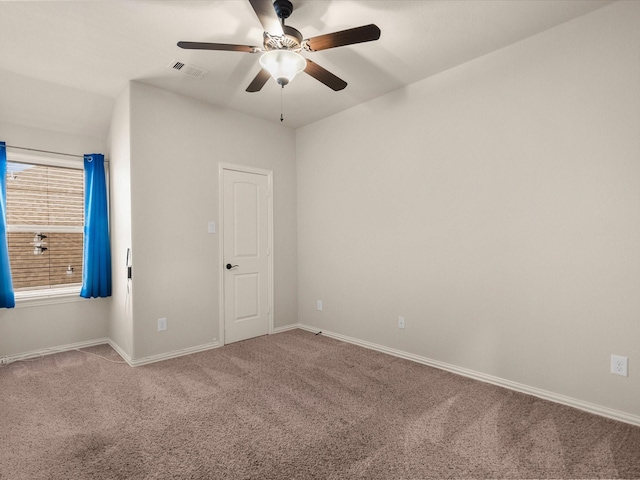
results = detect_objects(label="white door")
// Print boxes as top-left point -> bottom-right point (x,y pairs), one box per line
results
222,168 -> 271,344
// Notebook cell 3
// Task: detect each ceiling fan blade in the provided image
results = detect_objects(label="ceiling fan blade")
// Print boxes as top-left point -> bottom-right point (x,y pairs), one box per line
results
178,41 -> 260,53
304,59 -> 347,91
246,68 -> 272,92
304,24 -> 381,52
248,0 -> 284,36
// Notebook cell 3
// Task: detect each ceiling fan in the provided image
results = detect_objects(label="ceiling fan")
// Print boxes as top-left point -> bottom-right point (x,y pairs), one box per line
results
177,0 -> 381,92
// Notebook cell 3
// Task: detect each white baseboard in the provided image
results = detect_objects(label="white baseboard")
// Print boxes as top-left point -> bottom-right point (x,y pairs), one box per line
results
5,326 -> 637,427
297,323 -> 640,428
273,323 -> 299,334
106,339 -> 133,366
126,341 -> 220,367
114,324 -> 298,366
0,338 -> 111,365
125,325 -> 299,365
1,337 -> 220,368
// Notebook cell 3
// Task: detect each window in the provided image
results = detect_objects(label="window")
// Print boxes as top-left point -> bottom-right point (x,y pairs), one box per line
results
5,154 -> 84,298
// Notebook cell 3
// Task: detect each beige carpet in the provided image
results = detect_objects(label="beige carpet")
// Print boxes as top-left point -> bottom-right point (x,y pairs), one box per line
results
1,329 -> 639,479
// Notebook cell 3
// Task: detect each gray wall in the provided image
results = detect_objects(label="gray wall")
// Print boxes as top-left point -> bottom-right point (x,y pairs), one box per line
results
107,84 -> 133,358
2,1 -> 637,423
125,82 -> 297,361
296,1 -> 640,418
0,122 -> 110,357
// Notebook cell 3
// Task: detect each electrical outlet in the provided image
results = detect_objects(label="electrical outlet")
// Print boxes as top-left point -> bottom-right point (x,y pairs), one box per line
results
317,300 -> 323,311
398,316 -> 405,329
158,317 -> 167,332
611,355 -> 628,377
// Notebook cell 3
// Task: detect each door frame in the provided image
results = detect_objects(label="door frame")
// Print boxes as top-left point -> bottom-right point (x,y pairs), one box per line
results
218,163 -> 274,346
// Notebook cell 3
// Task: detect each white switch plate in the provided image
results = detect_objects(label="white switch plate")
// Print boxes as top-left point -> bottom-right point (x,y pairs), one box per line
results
398,316 -> 405,329
208,222 -> 216,234
317,300 -> 323,311
158,317 -> 167,332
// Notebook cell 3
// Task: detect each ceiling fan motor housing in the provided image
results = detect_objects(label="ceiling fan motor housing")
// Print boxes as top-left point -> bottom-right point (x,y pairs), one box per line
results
263,25 -> 303,51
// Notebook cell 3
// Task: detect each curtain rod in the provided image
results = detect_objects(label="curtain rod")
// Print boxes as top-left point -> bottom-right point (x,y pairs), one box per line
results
3,144 -> 108,162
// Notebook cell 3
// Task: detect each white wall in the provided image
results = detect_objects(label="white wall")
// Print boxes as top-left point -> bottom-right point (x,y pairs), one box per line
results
0,69 -> 113,140
0,78 -> 298,363
0,122 -> 110,357
107,85 -> 133,358
296,1 -> 640,419
3,0 -> 636,425
128,82 -> 297,361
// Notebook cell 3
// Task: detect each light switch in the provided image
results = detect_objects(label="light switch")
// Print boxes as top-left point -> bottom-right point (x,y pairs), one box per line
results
208,222 -> 216,234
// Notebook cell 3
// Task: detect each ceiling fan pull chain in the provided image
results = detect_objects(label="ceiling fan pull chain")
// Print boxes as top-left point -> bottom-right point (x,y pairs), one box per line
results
280,85 -> 284,122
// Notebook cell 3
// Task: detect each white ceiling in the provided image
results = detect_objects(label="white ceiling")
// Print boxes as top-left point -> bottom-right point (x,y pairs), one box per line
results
0,0 -> 613,137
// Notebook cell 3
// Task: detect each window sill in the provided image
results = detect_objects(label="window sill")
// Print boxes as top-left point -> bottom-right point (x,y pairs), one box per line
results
14,286 -> 84,308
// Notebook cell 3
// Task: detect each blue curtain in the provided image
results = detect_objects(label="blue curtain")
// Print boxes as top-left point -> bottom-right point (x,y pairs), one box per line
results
0,142 -> 15,308
81,153 -> 112,298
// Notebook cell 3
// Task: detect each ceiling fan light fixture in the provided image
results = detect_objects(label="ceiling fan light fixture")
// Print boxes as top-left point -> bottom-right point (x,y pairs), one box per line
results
259,50 -> 306,87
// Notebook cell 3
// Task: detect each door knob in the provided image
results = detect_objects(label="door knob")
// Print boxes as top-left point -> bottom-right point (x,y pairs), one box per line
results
226,263 -> 239,270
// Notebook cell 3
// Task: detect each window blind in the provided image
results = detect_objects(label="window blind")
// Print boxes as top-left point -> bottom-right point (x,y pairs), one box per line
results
5,162 -> 84,290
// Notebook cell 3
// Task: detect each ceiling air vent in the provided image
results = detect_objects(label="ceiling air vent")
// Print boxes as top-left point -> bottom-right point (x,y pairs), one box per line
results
168,59 -> 209,79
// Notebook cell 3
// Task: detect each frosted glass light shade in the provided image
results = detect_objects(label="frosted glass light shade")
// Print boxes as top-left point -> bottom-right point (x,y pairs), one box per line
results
259,50 -> 306,87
